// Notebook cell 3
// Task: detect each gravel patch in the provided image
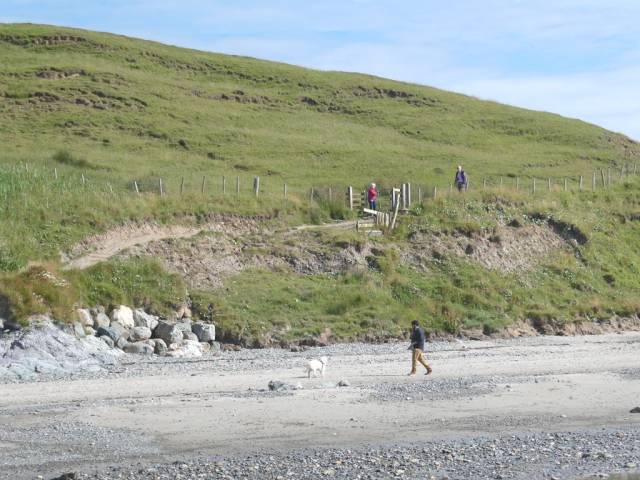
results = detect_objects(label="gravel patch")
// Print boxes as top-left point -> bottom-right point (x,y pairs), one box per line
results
67,427 -> 640,480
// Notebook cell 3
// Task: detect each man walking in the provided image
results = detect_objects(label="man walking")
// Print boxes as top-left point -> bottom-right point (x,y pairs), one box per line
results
367,183 -> 378,210
408,320 -> 432,376
454,165 -> 467,192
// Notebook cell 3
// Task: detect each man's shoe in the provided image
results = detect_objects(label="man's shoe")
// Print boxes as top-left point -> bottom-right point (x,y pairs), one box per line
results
407,372 -> 416,376
425,367 -> 433,375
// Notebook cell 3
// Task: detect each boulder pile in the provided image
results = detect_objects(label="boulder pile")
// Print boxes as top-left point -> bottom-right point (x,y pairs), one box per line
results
73,305 -> 217,358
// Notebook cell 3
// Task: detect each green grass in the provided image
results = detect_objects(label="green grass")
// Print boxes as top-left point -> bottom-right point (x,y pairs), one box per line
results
1,23 -> 640,342
1,23 -> 639,265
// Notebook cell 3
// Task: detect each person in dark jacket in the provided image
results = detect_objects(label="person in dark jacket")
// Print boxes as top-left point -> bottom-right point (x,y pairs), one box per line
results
454,165 -> 467,192
408,320 -> 432,375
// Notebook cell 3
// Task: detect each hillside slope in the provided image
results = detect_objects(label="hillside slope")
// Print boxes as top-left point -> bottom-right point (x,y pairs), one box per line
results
1,23 -> 638,186
1,24 -> 640,344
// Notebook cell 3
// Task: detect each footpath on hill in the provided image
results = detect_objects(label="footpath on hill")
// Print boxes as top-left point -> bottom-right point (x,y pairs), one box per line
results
1,333 -> 639,479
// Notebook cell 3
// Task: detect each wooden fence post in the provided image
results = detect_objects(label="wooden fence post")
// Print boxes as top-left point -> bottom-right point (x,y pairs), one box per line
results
592,172 -> 596,190
608,169 -> 611,187
180,177 -> 184,195
54,168 -> 58,180
348,186 -> 353,210
516,177 -> 519,190
483,178 -> 486,189
108,183 -> 114,195
309,187 -> 314,202
407,183 -> 411,207
579,176 -> 583,190
533,178 -> 536,194
159,178 -> 164,197
433,186 -> 437,199
284,183 -> 287,199
236,176 -> 240,198
81,173 -> 86,186
548,178 -> 551,191
500,177 -> 503,188
253,176 -> 260,197
329,187 -> 332,202
564,178 -> 567,192
418,187 -> 423,203
223,176 -> 226,194
600,170 -> 606,187
201,176 -> 206,194
134,180 -> 140,195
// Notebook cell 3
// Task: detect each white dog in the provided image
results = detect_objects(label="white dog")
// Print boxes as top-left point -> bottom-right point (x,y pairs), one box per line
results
305,356 -> 328,378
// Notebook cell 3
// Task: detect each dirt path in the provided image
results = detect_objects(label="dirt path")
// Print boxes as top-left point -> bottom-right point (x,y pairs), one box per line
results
62,218 -> 360,270
1,333 -> 639,479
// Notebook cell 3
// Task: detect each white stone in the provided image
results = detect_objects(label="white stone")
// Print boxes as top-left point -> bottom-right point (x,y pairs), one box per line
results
76,309 -> 94,327
133,309 -> 159,330
110,305 -> 134,329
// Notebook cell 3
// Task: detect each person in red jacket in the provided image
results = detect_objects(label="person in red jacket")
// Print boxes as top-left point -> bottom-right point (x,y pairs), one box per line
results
367,183 -> 378,210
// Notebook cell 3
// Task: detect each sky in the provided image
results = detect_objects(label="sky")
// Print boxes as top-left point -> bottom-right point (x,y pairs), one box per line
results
2,0 -> 640,139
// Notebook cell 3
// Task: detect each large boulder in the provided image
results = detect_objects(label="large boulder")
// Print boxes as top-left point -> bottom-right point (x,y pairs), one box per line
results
130,326 -> 152,342
192,323 -> 216,342
94,312 -> 110,329
110,305 -> 134,329
153,338 -> 167,355
152,321 -> 183,346
99,335 -> 115,348
133,309 -> 159,331
96,326 -> 121,343
111,322 -> 130,340
72,322 -> 85,338
175,321 -> 193,333
123,342 -> 154,355
165,340 -> 203,358
76,309 -> 93,327
182,331 -> 198,342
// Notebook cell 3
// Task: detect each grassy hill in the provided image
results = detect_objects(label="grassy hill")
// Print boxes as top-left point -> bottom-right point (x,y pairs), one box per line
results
1,23 -> 640,343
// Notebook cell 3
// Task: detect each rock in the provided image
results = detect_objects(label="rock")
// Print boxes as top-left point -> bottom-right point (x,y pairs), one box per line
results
0,317 -> 4,330
200,342 -> 211,353
133,309 -> 159,330
338,379 -> 351,387
153,321 -> 183,345
115,337 -> 128,349
110,305 -> 134,329
96,326 -> 121,343
94,312 -> 110,329
176,304 -> 192,319
182,331 -> 198,342
123,342 -> 154,355
130,326 -> 152,342
221,343 -> 241,352
51,472 -> 78,480
76,309 -> 93,327
192,322 -> 216,342
165,340 -> 203,358
72,322 -> 85,338
153,338 -> 167,355
175,321 -> 193,333
268,380 -> 299,392
631,406 -> 640,413
83,326 -> 96,336
210,341 -> 221,354
110,321 -> 130,341
99,335 -> 115,348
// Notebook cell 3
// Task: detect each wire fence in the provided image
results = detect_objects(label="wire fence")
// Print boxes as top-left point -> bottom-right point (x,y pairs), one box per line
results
1,162 -> 638,217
